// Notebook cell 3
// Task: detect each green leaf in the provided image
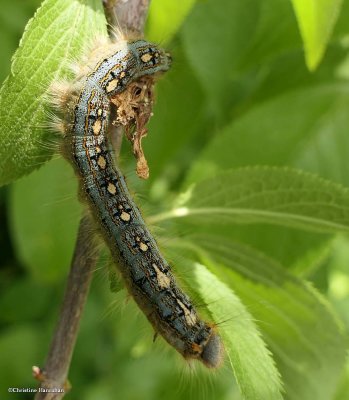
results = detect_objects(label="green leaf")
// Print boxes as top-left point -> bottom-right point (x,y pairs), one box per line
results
290,238 -> 333,277
9,157 -> 81,283
186,84 -> 349,188
146,0 -> 197,44
151,167 -> 349,234
182,84 -> 349,267
184,235 -> 346,400
186,262 -> 283,400
326,235 -> 349,328
0,0 -> 39,82
334,358 -> 349,400
333,0 -> 349,38
180,0 -> 259,117
0,0 -> 107,186
290,0 -> 343,70
181,0 -> 301,118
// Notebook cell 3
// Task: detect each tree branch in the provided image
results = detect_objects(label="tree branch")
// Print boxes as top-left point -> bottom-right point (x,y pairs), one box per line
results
33,2 -> 150,399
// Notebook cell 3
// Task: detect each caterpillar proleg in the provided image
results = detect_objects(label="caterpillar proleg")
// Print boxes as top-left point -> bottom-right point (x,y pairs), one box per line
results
54,36 -> 223,368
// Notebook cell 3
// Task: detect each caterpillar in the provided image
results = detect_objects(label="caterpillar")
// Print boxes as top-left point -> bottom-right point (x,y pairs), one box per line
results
53,36 -> 223,368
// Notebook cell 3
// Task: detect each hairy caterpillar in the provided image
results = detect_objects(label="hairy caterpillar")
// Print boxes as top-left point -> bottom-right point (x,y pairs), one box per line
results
53,36 -> 223,368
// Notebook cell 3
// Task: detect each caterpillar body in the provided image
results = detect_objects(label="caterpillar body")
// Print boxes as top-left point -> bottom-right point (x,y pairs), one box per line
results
54,37 -> 223,368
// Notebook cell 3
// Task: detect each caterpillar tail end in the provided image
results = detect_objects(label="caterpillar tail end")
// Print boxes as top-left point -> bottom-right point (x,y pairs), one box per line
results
200,333 -> 224,369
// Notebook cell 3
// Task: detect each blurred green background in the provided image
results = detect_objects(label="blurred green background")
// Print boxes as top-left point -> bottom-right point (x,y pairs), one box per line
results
1,0 -> 349,399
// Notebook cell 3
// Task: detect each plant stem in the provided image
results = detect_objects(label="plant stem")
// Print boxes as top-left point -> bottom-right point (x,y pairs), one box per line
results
103,0 -> 151,36
34,216 -> 97,400
33,1 -> 150,399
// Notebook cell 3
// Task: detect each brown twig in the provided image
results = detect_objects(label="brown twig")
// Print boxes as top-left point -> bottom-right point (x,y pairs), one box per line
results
33,1 -> 150,399
103,0 -> 151,36
34,216 -> 97,400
